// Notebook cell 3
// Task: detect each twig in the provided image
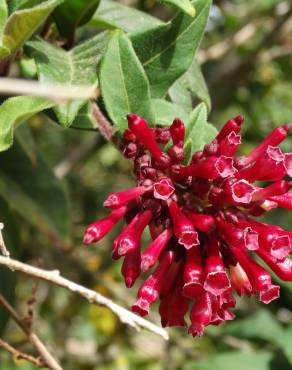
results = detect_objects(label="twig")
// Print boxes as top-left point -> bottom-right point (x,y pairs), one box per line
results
0,294 -> 64,370
210,4 -> 292,111
198,23 -> 257,64
0,78 -> 99,102
0,338 -> 45,367
260,44 -> 292,62
92,102 -> 115,141
0,256 -> 169,340
0,223 -> 10,257
222,335 -> 253,350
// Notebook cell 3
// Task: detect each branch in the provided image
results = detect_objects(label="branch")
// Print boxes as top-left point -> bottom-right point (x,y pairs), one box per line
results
0,338 -> 45,367
92,102 -> 115,141
0,78 -> 99,102
0,223 -> 10,257
210,4 -> 292,110
0,256 -> 169,340
197,23 -> 257,63
0,294 -> 64,370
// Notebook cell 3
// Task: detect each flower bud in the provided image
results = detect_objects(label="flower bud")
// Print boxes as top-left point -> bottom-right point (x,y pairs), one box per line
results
104,186 -> 149,209
141,229 -> 172,272
170,118 -> 185,144
122,247 -> 141,288
83,206 -> 127,245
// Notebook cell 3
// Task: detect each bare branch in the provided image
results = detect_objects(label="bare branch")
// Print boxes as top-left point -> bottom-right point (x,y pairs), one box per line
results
0,294 -> 64,370
92,102 -> 115,141
198,23 -> 257,63
0,338 -> 45,367
0,256 -> 169,340
0,223 -> 10,257
0,78 -> 99,102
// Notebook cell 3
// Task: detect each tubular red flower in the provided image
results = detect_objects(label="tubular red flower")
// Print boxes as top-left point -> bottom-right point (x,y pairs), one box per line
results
188,292 -> 214,337
231,247 -> 280,303
216,217 -> 259,251
170,118 -> 185,145
269,192 -> 292,210
132,251 -> 174,316
237,146 -> 286,182
270,235 -> 292,260
284,153 -> 292,176
127,113 -> 169,165
153,178 -> 175,200
179,156 -> 236,179
223,179 -> 256,205
229,263 -> 252,296
257,248 -> 292,281
246,124 -> 292,164
141,229 -> 172,272
160,260 -> 183,298
83,206 -> 127,245
215,115 -> 244,142
114,210 -> 152,256
217,131 -> 241,157
204,238 -> 231,295
183,247 -> 204,299
122,247 -> 141,288
167,278 -> 188,327
168,200 -> 199,249
104,186 -> 149,208
252,181 -> 291,202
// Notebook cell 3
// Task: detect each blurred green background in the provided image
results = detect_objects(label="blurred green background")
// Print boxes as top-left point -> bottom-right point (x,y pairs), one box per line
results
1,0 -> 292,369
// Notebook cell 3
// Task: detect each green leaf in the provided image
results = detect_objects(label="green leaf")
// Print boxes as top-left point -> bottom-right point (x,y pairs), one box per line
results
281,326 -> 292,365
0,0 -> 7,40
204,122 -> 218,144
71,102 -> 98,130
27,33 -> 105,127
19,57 -> 38,79
224,309 -> 285,346
0,0 -> 9,57
190,351 -> 273,370
0,197 -> 18,336
0,143 -> 70,242
53,0 -> 101,38
0,96 -> 54,152
177,57 -> 211,111
100,31 -> 155,133
131,0 -> 211,98
184,103 -> 217,162
8,0 -> 44,12
2,0 -> 63,58
152,99 -> 189,126
168,80 -> 193,114
160,0 -> 196,17
90,0 -> 163,33
15,124 -> 37,164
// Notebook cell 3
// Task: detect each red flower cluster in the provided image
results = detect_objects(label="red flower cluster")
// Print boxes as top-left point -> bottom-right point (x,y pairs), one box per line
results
84,113 -> 292,336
